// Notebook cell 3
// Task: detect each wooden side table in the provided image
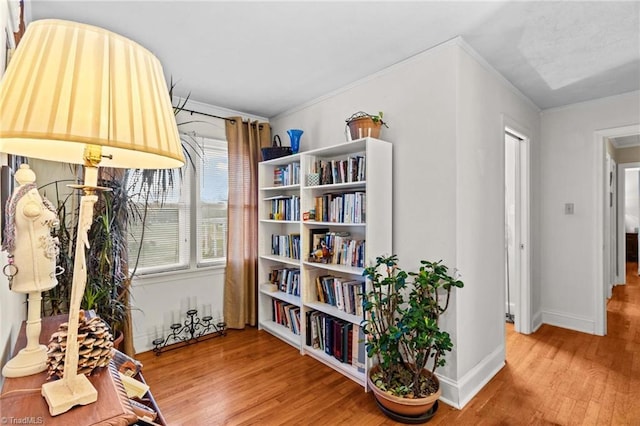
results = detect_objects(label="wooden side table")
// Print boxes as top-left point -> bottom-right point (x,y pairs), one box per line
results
0,314 -> 138,425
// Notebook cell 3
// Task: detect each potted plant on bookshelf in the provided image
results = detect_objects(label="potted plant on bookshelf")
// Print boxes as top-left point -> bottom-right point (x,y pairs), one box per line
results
362,254 -> 463,421
345,111 -> 388,140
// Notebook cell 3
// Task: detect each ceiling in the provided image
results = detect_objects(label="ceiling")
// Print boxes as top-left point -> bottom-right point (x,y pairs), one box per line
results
612,135 -> 640,149
26,1 -> 640,119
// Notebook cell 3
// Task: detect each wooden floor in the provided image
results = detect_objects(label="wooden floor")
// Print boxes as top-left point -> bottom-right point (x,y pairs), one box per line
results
138,264 -> 640,425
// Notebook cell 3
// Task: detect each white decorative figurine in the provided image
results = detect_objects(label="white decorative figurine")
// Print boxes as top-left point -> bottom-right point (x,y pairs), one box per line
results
2,163 -> 60,377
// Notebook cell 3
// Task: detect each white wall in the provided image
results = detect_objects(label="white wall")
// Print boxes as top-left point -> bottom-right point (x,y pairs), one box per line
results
131,268 -> 226,352
454,44 -> 540,405
130,100 -> 267,353
270,38 -> 540,408
539,91 -> 640,333
625,169 -> 639,233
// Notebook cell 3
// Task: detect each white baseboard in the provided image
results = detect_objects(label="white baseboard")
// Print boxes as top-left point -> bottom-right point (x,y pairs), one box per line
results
532,310 -> 543,332
437,344 -> 505,409
541,310 -> 595,334
134,332 -> 155,355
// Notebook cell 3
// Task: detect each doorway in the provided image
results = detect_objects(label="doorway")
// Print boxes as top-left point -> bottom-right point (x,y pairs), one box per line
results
617,163 -> 640,282
503,122 -> 531,335
596,125 -> 640,336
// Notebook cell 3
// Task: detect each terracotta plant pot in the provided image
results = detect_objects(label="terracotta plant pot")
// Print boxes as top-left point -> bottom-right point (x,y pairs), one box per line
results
367,365 -> 441,417
347,117 -> 382,140
113,330 -> 124,352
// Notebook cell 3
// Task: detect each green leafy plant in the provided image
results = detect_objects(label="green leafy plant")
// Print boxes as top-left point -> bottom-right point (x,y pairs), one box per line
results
40,171 -> 133,335
362,254 -> 463,398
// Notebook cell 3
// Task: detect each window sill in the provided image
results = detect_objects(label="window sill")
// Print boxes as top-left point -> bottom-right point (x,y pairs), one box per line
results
132,263 -> 225,287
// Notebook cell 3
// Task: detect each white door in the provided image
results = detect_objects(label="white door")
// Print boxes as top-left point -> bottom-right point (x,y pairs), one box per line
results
504,127 -> 531,334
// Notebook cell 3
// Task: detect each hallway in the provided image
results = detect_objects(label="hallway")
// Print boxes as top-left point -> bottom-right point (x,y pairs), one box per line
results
488,261 -> 640,425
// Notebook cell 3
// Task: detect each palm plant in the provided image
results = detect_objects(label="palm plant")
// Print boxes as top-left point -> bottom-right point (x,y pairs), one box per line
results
40,80 -> 202,348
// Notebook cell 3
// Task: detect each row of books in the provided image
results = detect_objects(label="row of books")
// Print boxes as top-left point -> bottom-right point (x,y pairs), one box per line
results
271,233 -> 301,260
273,162 -> 300,186
310,230 -> 365,268
305,311 -> 365,372
269,267 -> 301,296
315,275 -> 364,316
312,156 -> 366,186
313,191 -> 366,223
265,195 -> 300,221
272,300 -> 301,335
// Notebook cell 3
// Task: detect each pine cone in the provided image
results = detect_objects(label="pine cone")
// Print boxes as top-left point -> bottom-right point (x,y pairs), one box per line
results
46,311 -> 114,380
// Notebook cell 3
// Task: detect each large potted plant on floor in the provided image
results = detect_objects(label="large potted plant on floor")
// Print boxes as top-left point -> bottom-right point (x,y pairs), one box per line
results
362,254 -> 463,420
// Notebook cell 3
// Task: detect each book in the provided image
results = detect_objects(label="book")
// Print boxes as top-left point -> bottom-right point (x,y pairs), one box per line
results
355,324 -> 365,373
332,319 -> 343,361
305,311 -> 312,346
324,315 -> 334,356
347,326 -> 354,365
311,311 -> 321,349
342,322 -> 352,363
333,277 -> 344,311
315,275 -> 326,303
120,373 -> 150,399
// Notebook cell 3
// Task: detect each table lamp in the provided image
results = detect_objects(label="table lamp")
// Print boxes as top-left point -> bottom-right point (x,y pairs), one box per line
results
0,19 -> 184,415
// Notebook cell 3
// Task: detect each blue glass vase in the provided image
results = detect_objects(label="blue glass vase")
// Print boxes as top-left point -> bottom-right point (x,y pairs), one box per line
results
287,129 -> 303,154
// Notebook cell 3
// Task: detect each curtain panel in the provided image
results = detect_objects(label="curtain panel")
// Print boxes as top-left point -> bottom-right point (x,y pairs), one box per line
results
224,118 -> 270,329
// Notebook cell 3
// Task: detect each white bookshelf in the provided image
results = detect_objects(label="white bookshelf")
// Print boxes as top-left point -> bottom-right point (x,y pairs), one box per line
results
257,138 -> 392,388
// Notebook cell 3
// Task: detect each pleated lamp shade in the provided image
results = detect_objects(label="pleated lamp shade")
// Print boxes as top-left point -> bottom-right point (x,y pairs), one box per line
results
0,19 -> 184,169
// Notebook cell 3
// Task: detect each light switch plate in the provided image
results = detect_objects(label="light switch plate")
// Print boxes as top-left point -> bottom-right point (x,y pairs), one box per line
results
565,203 -> 574,215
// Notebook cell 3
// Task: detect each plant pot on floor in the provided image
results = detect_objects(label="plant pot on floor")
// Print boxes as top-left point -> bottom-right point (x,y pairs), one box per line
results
367,365 -> 441,418
113,330 -> 124,352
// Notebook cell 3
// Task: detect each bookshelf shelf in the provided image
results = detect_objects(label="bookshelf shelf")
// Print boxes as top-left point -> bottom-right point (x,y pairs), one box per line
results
305,301 -> 362,325
259,254 -> 300,267
260,219 -> 301,224
260,320 -> 300,348
261,183 -> 301,191
303,346 -> 365,387
257,137 -> 392,388
259,283 -> 302,306
303,181 -> 366,191
302,261 -> 364,276
303,221 -> 366,227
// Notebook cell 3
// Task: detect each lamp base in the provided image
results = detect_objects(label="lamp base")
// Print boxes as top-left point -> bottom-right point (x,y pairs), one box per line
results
41,373 -> 98,416
1,344 -> 48,377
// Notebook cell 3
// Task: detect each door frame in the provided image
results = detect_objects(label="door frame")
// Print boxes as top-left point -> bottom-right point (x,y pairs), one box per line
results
595,124 -> 640,336
502,115 -> 532,335
604,153 -> 617,298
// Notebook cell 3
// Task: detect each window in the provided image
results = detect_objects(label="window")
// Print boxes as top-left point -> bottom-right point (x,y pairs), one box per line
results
127,136 -> 228,274
197,138 -> 228,265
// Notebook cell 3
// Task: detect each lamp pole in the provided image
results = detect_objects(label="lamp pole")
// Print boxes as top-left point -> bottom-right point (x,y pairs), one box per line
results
41,148 -> 104,415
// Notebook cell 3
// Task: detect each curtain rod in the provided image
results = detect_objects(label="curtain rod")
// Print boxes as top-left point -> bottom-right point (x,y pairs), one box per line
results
178,107 -> 236,123
177,107 -> 266,129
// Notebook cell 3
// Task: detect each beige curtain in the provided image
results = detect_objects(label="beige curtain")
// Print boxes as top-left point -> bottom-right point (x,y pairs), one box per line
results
224,118 -> 270,329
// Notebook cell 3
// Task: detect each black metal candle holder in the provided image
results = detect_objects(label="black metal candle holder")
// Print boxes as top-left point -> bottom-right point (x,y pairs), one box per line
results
152,309 -> 227,356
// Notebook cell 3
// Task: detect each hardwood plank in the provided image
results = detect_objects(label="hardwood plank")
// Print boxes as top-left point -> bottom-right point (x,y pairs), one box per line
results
137,261 -> 640,425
